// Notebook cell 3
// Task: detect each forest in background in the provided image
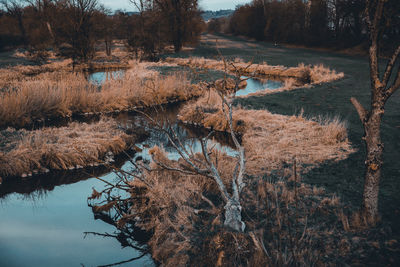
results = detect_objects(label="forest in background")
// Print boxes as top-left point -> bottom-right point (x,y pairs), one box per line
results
208,0 -> 399,53
2,0 -> 399,63
0,0 -> 204,61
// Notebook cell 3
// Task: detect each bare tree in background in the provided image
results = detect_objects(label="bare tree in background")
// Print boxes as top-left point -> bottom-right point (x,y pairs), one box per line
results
62,0 -> 99,63
350,0 -> 400,225
153,0 -> 202,52
25,0 -> 59,48
0,0 -> 27,45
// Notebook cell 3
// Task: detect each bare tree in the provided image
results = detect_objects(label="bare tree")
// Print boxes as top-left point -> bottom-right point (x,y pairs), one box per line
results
62,0 -> 99,63
0,0 -> 27,45
350,0 -> 400,225
136,73 -> 247,231
90,63 -> 249,232
153,0 -> 202,52
24,0 -> 58,48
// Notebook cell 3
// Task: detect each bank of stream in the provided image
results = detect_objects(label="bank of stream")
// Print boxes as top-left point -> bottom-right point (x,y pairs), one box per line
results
0,68 -> 243,266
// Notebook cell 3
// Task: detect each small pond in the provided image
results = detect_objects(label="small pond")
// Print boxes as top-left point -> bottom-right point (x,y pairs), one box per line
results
0,171 -> 153,267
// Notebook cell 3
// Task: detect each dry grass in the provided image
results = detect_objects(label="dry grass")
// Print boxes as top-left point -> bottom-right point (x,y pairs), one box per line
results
90,146 -> 396,266
0,59 -> 73,88
164,57 -> 344,96
178,90 -> 355,175
92,146 -> 243,265
0,118 -> 132,178
0,61 -> 203,128
0,59 -> 137,89
13,49 -> 59,61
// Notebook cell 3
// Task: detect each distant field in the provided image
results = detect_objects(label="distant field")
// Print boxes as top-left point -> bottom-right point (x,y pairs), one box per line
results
166,33 -> 400,233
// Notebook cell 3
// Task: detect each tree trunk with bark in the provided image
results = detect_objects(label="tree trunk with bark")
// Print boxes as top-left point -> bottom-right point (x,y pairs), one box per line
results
224,199 -> 245,232
350,0 -> 400,225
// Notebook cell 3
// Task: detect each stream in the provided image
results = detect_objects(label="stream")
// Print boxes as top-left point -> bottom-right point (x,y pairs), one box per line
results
0,69 -> 279,266
236,76 -> 283,96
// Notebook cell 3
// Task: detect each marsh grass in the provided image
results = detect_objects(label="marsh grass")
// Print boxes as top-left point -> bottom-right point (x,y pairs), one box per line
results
165,57 -> 344,96
91,147 -> 397,266
0,118 -> 132,179
178,89 -> 355,175
0,62 -> 202,128
0,59 -> 73,88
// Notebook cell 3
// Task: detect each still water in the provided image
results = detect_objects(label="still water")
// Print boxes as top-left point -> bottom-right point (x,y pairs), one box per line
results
87,69 -> 283,96
0,69 -> 274,266
88,70 -> 125,85
0,172 -> 153,267
235,76 -> 283,96
0,87 -> 236,267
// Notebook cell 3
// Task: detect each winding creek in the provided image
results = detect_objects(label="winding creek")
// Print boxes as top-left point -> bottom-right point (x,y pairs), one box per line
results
0,69 -> 281,266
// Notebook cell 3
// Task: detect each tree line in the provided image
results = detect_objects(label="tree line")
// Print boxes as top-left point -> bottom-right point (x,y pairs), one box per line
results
210,0 -> 399,52
0,0 -> 204,61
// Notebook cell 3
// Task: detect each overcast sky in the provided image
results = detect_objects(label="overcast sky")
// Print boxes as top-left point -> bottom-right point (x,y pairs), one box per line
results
99,0 -> 250,12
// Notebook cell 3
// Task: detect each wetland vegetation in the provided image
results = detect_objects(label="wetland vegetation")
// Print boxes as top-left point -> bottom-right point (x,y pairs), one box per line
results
0,0 -> 399,266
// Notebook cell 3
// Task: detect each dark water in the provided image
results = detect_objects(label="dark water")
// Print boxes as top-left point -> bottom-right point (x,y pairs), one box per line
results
235,76 -> 283,96
0,84 -> 236,266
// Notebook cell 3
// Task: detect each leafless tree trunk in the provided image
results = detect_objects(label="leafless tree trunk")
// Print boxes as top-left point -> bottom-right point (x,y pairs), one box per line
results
126,62 -> 249,231
143,85 -> 247,231
350,0 -> 400,225
1,0 -> 27,45
105,37 -> 112,56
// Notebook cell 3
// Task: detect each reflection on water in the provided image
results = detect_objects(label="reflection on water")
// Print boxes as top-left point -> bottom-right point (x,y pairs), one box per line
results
88,69 -> 126,85
0,172 -> 154,267
235,76 -> 283,96
117,108 -> 238,164
0,101 -> 237,266
87,69 -> 282,97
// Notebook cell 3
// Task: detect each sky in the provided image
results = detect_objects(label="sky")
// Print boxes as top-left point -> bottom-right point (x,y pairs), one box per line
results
99,0 -> 250,12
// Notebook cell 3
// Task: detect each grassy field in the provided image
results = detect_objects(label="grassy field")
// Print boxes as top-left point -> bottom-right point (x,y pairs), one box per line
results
166,33 -> 400,233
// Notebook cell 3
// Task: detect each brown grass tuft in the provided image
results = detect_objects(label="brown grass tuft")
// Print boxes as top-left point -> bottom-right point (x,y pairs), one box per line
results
164,57 -> 344,96
0,118 -> 132,178
91,145 -> 393,266
0,62 -> 203,128
178,90 -> 355,175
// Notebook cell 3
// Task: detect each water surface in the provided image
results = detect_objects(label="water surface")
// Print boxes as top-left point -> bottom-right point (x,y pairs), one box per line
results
235,76 -> 283,96
0,102 -> 236,266
88,69 -> 126,85
0,171 -> 153,267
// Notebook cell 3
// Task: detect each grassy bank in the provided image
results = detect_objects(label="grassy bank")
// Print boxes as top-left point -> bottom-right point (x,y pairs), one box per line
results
92,143 -> 398,266
0,118 -> 136,180
164,57 -> 344,96
165,33 -> 400,231
178,89 -> 354,175
0,62 -> 203,128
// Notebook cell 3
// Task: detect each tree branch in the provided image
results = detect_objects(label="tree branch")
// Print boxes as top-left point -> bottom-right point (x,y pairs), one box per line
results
385,69 -> 400,99
350,97 -> 369,123
382,45 -> 400,87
